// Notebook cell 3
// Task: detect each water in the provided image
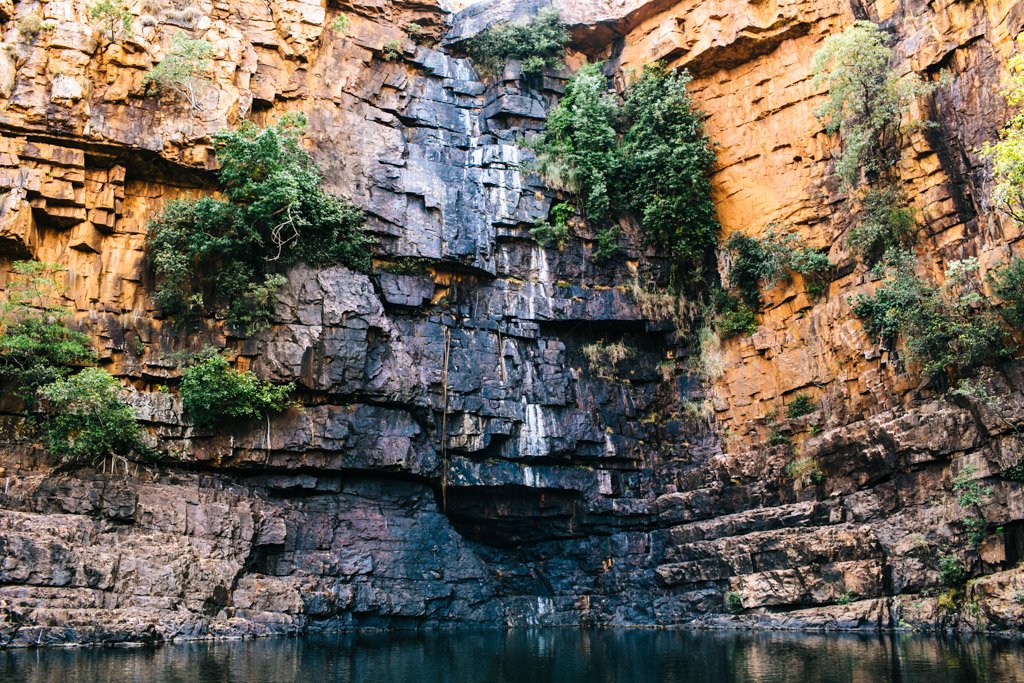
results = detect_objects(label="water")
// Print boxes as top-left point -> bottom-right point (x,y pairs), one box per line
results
2,629 -> 1022,683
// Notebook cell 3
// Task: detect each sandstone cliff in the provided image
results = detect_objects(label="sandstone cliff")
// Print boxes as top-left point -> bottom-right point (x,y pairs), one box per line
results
0,0 -> 1021,645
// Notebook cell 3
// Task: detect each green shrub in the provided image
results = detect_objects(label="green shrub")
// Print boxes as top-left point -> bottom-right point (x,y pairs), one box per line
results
725,591 -> 743,613
38,368 -> 149,465
581,340 -> 630,378
837,591 -> 854,606
785,393 -> 816,419
984,34 -> 1024,223
846,187 -> 917,265
382,39 -> 402,61
725,229 -> 832,309
147,114 -> 369,332
144,31 -> 214,111
0,262 -> 96,409
530,202 -> 574,248
990,257 -> 1024,329
180,353 -> 295,430
331,14 -> 351,35
811,21 -> 934,187
938,554 -> 966,586
714,289 -> 757,338
852,252 -> 1009,379
531,62 -> 621,225
467,8 -> 569,76
622,64 -> 718,269
88,0 -> 132,42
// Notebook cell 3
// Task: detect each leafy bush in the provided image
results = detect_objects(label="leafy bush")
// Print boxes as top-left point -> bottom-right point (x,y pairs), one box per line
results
530,202 -> 574,249
811,21 -> 934,187
532,63 -> 621,226
331,14 -> 351,35
467,8 -> 569,76
852,253 -> 1009,379
147,114 -> 369,332
785,456 -> 825,485
180,353 -> 295,430
144,31 -> 214,111
984,34 -> 1024,223
990,257 -> 1024,328
725,230 -> 832,309
0,262 -> 96,409
622,64 -> 718,268
725,591 -> 743,613
89,0 -> 132,42
785,394 -> 816,419
37,368 -> 149,465
714,289 -> 758,339
845,187 -> 917,266
938,554 -> 966,586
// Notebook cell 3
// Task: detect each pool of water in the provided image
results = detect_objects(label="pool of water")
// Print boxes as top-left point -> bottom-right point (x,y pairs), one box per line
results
2,629 -> 1022,683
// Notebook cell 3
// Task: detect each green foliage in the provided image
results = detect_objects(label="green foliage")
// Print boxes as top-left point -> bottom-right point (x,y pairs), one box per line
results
530,202 -> 574,249
953,464 -> 993,509
0,262 -> 96,409
622,64 -> 718,268
331,14 -> 351,35
581,340 -> 630,378
532,63 -> 621,225
180,353 -> 295,430
144,31 -> 214,111
811,21 -> 934,187
147,114 -> 369,332
851,252 -> 1009,380
786,456 -> 825,485
938,554 -> 966,586
467,8 -> 569,77
990,257 -> 1024,328
88,0 -> 132,42
404,22 -> 428,43
725,229 -> 832,310
37,368 -> 149,465
382,39 -> 402,61
714,289 -> 758,339
846,188 -> 917,265
984,34 -> 1024,223
725,591 -> 743,614
785,393 -> 816,419
837,591 -> 854,606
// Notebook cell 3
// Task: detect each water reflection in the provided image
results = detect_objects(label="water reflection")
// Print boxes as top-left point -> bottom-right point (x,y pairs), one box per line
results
1,629 -> 1022,683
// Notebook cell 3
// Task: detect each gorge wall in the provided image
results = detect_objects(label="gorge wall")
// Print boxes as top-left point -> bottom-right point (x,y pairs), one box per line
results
0,0 -> 1023,645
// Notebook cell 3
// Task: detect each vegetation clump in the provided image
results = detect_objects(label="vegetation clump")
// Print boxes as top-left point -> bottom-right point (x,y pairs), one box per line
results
38,368 -> 150,465
147,114 -> 369,332
467,8 -> 569,76
530,202 -> 575,249
89,0 -> 133,42
785,456 -> 825,486
0,262 -> 96,409
714,289 -> 758,339
581,340 -> 630,378
938,554 -> 966,586
531,63 -> 718,273
725,229 -> 831,310
985,34 -> 1024,223
144,31 -> 214,111
785,393 -> 816,420
180,353 -> 295,430
851,253 -> 1011,381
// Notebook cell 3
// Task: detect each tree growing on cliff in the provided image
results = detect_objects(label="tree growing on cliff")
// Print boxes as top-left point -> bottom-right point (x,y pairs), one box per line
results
811,21 -> 934,187
88,0 -> 132,43
144,31 -> 214,112
38,367 -> 152,466
985,34 -> 1024,223
621,64 -> 719,269
532,62 -> 622,234
179,352 -> 295,430
147,114 -> 370,332
467,8 -> 569,76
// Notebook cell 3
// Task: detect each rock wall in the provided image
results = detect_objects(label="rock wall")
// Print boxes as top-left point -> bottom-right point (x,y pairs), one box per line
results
0,0 -> 1022,645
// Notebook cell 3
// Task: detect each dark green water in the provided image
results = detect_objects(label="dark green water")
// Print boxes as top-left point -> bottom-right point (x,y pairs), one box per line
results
2,629 -> 1022,683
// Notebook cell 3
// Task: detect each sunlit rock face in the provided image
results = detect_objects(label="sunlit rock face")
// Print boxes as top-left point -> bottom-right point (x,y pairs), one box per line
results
1,0 -> 1023,645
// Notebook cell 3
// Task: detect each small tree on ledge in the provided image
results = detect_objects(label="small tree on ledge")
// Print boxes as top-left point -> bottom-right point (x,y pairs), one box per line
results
144,31 -> 215,111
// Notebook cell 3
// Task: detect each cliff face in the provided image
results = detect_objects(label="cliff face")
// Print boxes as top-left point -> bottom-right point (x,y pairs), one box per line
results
0,0 -> 1022,646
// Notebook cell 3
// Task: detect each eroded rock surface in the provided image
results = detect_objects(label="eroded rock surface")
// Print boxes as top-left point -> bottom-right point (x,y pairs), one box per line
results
0,0 -> 1022,644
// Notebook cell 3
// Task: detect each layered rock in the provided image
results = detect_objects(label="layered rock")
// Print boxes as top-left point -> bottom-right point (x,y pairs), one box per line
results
0,0 -> 1022,645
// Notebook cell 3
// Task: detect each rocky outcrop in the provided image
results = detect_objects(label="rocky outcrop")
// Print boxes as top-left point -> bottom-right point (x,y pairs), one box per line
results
0,0 -> 1022,645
